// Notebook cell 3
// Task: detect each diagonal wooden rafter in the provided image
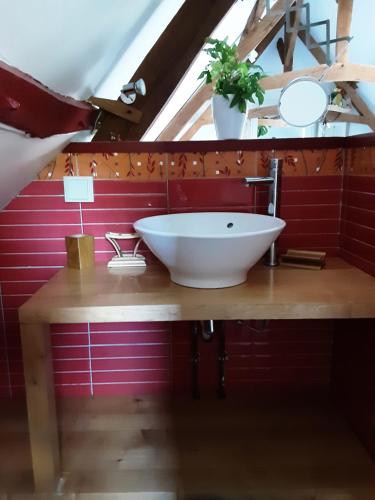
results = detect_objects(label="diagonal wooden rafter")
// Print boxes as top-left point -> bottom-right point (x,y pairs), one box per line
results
283,0 -> 302,71
298,16 -> 375,132
241,0 -> 266,41
183,104 -> 367,138
248,104 -> 279,118
181,102 -> 281,140
169,0 -> 269,142
181,107 -> 211,141
92,0 -> 236,141
326,110 -> 368,125
182,115 -> 289,139
298,29 -> 326,64
178,16 -> 284,143
157,0 -> 294,141
332,0 -> 375,130
184,0 -> 375,140
339,83 -> 375,131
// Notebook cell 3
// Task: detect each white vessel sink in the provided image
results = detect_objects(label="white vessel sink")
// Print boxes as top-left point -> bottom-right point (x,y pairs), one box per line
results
134,212 -> 286,289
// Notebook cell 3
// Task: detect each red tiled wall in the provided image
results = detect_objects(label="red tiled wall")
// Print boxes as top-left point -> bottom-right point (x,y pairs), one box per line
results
333,147 -> 375,457
0,180 -> 170,397
340,176 -> 375,275
0,170 -> 339,398
169,175 -> 342,256
173,320 -> 332,395
339,147 -> 375,276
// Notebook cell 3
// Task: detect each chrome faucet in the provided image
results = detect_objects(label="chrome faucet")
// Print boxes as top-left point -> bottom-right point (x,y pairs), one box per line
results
244,158 -> 283,267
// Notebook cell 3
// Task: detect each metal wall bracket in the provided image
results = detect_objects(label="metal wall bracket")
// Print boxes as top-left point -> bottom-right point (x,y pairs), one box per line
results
264,0 -> 352,65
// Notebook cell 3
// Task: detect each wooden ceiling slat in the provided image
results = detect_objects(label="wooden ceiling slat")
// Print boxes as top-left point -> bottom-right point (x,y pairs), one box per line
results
92,0 -> 235,141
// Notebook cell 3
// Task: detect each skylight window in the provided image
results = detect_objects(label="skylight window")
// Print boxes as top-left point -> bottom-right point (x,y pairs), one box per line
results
143,0 -> 257,141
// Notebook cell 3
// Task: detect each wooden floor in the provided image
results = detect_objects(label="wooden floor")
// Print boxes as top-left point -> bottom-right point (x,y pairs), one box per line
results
1,394 -> 375,499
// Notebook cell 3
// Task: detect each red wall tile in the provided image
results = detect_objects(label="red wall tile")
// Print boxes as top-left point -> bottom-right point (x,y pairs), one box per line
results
340,175 -> 375,276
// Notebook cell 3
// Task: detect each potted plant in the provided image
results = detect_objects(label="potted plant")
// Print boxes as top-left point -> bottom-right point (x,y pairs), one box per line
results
199,37 -> 267,139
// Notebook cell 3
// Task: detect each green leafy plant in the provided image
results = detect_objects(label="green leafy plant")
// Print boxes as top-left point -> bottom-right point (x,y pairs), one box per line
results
257,125 -> 268,137
198,38 -> 267,137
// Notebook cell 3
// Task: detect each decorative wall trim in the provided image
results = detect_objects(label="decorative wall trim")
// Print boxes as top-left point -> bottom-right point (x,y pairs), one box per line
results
40,149 -> 344,180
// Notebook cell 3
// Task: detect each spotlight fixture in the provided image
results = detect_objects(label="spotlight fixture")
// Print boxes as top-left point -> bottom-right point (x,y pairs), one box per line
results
120,79 -> 146,105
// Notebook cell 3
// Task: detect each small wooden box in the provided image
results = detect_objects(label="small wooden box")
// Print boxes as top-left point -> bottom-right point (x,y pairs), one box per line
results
65,235 -> 94,269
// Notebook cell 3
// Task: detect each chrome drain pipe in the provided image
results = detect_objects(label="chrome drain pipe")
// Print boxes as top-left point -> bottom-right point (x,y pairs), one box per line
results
200,320 -> 215,342
217,321 -> 227,399
190,320 -> 228,399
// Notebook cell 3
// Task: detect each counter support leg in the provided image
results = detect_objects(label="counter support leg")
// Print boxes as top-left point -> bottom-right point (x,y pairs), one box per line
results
20,322 -> 60,493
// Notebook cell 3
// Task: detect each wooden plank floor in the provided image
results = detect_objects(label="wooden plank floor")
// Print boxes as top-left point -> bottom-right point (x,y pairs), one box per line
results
1,395 -> 375,499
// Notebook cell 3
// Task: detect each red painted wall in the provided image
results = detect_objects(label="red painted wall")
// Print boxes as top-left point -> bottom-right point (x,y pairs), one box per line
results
0,172 -> 340,398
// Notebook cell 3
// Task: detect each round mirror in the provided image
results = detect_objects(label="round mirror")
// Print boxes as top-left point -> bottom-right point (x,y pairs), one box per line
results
278,77 -> 328,127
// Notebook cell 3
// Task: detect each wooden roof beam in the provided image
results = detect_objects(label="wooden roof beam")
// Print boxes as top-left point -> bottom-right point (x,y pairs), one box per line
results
283,0 -> 302,72
92,0 -> 236,141
260,63 -> 375,91
184,110 -> 367,139
0,60 -> 97,138
326,110 -> 368,125
338,83 -> 375,131
166,0 -> 269,143
180,107 -> 211,141
298,29 -> 326,64
181,103 -> 279,141
248,104 -> 279,118
241,0 -> 266,41
298,27 -> 375,133
177,14 -> 284,143
157,0 -> 293,141
336,0 -> 353,63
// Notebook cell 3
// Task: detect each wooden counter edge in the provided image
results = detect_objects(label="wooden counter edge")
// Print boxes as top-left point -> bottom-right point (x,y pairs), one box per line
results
18,259 -> 375,324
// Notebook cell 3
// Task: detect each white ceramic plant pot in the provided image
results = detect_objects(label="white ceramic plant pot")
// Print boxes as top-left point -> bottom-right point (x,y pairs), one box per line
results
212,94 -> 248,140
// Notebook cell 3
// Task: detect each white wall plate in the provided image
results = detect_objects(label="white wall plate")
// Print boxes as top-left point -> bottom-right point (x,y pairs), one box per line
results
63,176 -> 94,202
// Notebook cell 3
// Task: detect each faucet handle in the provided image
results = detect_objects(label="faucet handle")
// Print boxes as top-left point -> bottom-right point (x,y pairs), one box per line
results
243,176 -> 274,185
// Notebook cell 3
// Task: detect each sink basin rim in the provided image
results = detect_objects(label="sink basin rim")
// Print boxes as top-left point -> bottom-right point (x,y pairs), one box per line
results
134,212 -> 286,239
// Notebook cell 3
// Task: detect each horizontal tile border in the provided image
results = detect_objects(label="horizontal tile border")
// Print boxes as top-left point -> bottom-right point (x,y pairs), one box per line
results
39,149 -> 344,180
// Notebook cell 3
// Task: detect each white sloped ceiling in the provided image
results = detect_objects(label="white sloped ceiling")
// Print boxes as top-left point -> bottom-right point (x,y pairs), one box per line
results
0,0 -> 182,208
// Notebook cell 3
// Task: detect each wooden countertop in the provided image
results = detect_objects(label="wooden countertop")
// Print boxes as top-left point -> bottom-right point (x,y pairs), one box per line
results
19,258 -> 375,324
